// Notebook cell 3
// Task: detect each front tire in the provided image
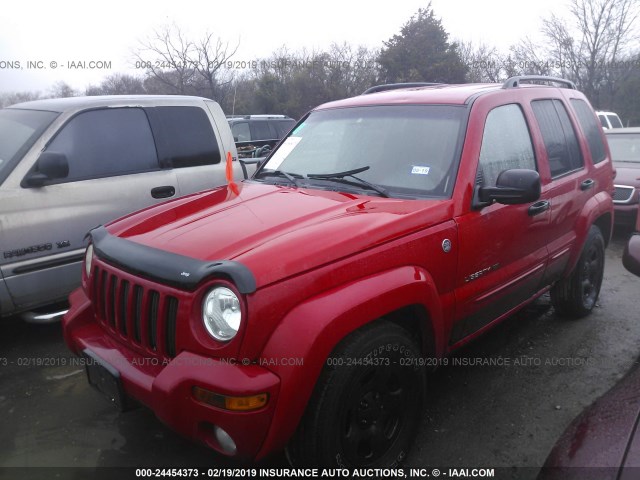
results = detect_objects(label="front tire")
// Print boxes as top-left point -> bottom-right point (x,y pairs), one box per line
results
551,225 -> 605,318
287,321 -> 424,468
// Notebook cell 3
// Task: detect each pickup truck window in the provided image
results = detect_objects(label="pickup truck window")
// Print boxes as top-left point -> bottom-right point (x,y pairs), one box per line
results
570,99 -> 607,164
478,104 -> 536,186
146,106 -> 221,168
44,108 -> 158,183
261,105 -> 466,198
607,114 -> 623,129
532,99 -> 583,178
0,109 -> 58,181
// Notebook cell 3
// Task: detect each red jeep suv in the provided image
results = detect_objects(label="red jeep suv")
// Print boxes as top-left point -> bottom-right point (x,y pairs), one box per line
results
63,76 -> 614,467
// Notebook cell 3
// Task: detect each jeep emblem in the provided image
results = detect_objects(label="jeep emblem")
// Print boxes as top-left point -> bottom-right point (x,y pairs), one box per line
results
442,239 -> 452,253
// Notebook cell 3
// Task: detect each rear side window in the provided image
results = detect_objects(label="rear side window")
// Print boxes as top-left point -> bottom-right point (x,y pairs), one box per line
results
532,100 -> 583,178
44,108 -> 158,182
607,114 -> 623,129
598,115 -> 608,129
251,121 -> 273,140
146,106 -> 221,168
478,104 -> 536,187
570,99 -> 607,164
273,120 -> 295,138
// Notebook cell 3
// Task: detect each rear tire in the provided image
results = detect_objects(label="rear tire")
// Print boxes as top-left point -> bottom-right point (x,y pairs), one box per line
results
551,225 -> 605,318
286,321 -> 424,468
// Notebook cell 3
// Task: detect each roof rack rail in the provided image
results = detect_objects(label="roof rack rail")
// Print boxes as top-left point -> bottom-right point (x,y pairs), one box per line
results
362,82 -> 443,95
225,114 -> 291,120
502,76 -> 576,90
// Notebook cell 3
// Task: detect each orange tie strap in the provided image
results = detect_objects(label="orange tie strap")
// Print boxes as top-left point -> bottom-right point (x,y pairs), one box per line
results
226,151 -> 240,196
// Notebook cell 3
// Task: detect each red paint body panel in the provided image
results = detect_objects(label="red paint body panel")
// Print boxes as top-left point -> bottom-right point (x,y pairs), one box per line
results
62,81 -> 615,461
63,288 -> 280,460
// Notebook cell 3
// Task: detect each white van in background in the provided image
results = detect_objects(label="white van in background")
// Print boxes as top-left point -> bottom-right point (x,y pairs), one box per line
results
597,111 -> 623,129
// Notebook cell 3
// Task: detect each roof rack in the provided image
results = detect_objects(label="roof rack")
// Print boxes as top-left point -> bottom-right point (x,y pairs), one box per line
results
362,82 -> 443,95
226,114 -> 291,120
502,76 -> 576,90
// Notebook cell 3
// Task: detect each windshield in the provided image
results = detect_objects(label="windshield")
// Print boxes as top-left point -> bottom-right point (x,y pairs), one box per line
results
256,105 -> 466,198
0,108 -> 59,179
607,133 -> 640,163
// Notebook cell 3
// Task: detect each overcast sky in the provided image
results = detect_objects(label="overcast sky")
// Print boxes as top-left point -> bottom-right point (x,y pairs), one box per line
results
0,0 -> 563,94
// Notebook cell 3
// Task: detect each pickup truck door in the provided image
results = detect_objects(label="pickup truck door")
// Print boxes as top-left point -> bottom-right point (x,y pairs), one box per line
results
144,103 -> 237,195
452,103 -> 551,345
0,107 -> 178,311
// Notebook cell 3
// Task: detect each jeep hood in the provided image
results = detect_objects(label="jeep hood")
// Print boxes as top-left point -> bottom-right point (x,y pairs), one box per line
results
105,182 -> 450,288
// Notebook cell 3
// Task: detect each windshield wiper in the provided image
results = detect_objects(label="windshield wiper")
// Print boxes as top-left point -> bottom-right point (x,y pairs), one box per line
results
307,166 -> 389,198
255,169 -> 302,187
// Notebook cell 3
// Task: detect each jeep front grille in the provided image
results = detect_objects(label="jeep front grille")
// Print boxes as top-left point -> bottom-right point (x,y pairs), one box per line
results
613,185 -> 635,204
92,263 -> 179,359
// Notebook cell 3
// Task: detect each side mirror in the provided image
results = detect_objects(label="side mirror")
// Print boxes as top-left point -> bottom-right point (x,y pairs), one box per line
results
623,234 -> 640,277
239,157 -> 267,180
477,169 -> 541,205
23,152 -> 69,187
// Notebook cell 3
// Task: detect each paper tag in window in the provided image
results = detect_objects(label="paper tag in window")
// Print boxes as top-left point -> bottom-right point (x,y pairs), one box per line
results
411,165 -> 431,175
264,137 -> 302,170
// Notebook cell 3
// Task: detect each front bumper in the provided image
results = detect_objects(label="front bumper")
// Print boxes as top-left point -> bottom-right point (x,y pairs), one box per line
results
63,288 -> 280,460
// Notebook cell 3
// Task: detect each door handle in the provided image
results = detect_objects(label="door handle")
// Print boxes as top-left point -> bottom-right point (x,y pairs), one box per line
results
151,186 -> 176,199
528,200 -> 550,216
580,179 -> 595,191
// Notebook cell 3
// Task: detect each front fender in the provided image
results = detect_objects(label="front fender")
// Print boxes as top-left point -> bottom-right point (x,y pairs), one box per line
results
255,265 -> 445,459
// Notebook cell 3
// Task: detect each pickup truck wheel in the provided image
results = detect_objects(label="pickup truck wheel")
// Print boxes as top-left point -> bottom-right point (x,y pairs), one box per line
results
286,321 -> 424,467
551,225 -> 605,318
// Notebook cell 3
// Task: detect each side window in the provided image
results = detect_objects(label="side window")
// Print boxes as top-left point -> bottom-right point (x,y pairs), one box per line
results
231,122 -> 251,142
598,115 -> 608,129
146,106 -> 221,168
607,114 -> 623,129
478,104 -> 536,187
250,121 -> 273,140
532,99 -> 583,178
274,120 -> 295,138
44,108 -> 158,182
570,99 -> 607,164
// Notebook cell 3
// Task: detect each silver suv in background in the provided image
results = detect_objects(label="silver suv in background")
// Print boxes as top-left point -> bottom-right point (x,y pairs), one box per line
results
0,95 -> 239,321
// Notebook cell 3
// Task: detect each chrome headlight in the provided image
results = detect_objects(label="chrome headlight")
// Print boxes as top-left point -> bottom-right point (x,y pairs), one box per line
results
202,287 -> 242,342
84,244 -> 94,278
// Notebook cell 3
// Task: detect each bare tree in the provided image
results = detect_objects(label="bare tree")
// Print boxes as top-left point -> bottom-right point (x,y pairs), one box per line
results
134,24 -> 197,95
325,42 -> 379,96
515,0 -> 639,107
508,38 -> 554,77
0,91 -> 42,108
459,41 -> 507,82
133,24 -> 238,99
195,33 -> 239,99
49,81 -> 77,98
86,73 -> 146,95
